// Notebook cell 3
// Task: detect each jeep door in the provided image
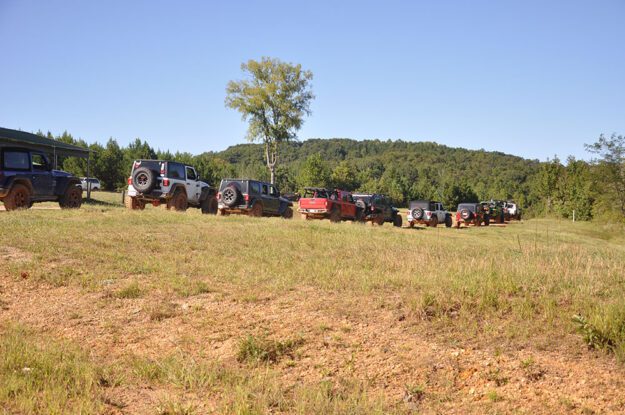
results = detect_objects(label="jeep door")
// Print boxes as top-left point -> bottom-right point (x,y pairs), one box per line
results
30,153 -> 54,197
267,185 -> 281,213
436,203 -> 446,222
184,166 -> 201,203
259,184 -> 276,213
340,192 -> 356,217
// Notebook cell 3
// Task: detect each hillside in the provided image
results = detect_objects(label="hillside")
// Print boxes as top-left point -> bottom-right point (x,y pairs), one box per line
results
209,138 -> 540,206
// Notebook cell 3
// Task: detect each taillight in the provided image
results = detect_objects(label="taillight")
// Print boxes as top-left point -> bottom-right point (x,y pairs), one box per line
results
127,177 -> 132,185
217,193 -> 221,200
244,194 -> 250,202
134,161 -> 141,169
160,163 -> 166,175
163,178 -> 170,186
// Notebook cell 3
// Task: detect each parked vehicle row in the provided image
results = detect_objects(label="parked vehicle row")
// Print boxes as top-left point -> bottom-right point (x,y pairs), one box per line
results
1,153 -> 523,230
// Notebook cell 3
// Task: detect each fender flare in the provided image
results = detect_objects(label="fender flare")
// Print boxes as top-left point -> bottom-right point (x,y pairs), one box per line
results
199,186 -> 216,202
4,177 -> 34,194
169,184 -> 187,196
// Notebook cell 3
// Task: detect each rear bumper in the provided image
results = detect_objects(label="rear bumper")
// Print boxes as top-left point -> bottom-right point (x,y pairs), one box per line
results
298,208 -> 328,214
128,186 -> 166,199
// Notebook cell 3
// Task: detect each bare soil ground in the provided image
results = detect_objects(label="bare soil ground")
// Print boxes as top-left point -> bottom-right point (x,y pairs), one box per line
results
2,275 -> 624,414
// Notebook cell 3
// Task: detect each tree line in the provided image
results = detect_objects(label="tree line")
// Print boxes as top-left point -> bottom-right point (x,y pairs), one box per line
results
40,130 -> 624,221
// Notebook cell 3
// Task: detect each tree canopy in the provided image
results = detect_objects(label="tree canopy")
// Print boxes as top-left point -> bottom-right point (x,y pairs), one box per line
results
225,57 -> 314,184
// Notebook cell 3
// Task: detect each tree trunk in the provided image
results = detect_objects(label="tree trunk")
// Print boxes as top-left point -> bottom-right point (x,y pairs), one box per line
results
270,164 -> 276,185
265,141 -> 277,185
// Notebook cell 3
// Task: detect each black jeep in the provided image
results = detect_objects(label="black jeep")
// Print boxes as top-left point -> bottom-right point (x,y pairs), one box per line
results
352,193 -> 402,226
217,179 -> 293,218
0,147 -> 82,210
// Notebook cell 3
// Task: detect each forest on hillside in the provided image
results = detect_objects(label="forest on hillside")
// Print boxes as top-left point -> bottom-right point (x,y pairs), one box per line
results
40,131 -> 624,221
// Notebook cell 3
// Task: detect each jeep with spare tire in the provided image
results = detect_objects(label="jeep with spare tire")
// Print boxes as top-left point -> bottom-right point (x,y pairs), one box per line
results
0,147 -> 83,210
406,200 -> 452,228
126,160 -> 217,213
352,193 -> 402,226
455,203 -> 490,228
217,178 -> 293,218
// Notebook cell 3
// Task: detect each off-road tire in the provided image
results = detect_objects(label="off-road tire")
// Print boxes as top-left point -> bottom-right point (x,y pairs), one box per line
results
221,185 -> 240,208
282,207 -> 293,219
201,196 -> 218,215
249,202 -> 263,217
374,215 -> 385,226
411,207 -> 424,220
132,167 -> 156,193
329,208 -> 341,223
124,196 -> 145,210
483,215 -> 490,226
3,184 -> 31,211
218,209 -> 229,216
429,216 -> 438,228
59,185 -> 82,209
171,190 -> 188,212
355,199 -> 366,211
445,214 -> 452,228
393,214 -> 402,227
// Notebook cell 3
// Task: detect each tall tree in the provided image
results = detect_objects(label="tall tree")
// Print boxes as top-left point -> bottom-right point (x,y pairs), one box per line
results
586,134 -> 625,218
225,57 -> 314,184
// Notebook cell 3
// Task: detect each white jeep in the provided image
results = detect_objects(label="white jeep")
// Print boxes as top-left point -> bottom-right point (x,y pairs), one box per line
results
407,200 -> 452,228
126,159 -> 217,213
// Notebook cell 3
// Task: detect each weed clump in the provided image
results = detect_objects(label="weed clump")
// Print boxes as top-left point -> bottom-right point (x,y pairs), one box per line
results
237,334 -> 303,364
573,307 -> 625,361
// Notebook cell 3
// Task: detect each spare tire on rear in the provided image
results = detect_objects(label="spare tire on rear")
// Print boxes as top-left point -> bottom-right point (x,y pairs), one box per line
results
132,167 -> 156,193
221,185 -> 240,207
412,207 -> 424,220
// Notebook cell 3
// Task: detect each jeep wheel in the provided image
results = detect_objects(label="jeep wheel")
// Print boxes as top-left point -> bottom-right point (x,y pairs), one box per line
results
445,214 -> 453,228
374,215 -> 385,226
429,216 -> 438,228
172,191 -> 188,212
132,167 -> 156,193
408,221 -> 415,228
4,184 -> 31,211
201,196 -> 218,215
59,185 -> 82,209
483,215 -> 490,226
221,185 -> 240,207
282,207 -> 293,219
249,202 -> 263,217
393,215 -> 402,227
329,208 -> 341,223
125,196 -> 145,210
218,209 -> 229,216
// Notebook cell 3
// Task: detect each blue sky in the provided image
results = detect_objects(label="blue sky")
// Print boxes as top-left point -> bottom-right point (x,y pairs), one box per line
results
1,0 -> 623,161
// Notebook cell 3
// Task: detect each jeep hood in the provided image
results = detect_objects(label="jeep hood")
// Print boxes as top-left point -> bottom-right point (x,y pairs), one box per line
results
52,170 -> 74,178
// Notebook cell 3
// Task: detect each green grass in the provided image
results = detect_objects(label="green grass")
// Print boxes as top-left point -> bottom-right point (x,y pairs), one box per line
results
2,200 -> 625,412
0,324 -> 106,414
3,204 -> 623,351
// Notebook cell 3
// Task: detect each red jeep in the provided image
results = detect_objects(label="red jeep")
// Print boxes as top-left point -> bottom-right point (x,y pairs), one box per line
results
298,187 -> 361,222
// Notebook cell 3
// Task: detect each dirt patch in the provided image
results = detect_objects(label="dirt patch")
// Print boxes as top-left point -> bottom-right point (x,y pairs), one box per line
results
0,246 -> 32,262
1,276 -> 624,414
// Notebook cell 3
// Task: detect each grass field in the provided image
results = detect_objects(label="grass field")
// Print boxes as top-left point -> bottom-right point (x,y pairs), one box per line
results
1,192 -> 625,414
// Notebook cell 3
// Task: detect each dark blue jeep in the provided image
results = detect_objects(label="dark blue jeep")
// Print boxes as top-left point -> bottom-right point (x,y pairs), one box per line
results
0,147 -> 83,210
